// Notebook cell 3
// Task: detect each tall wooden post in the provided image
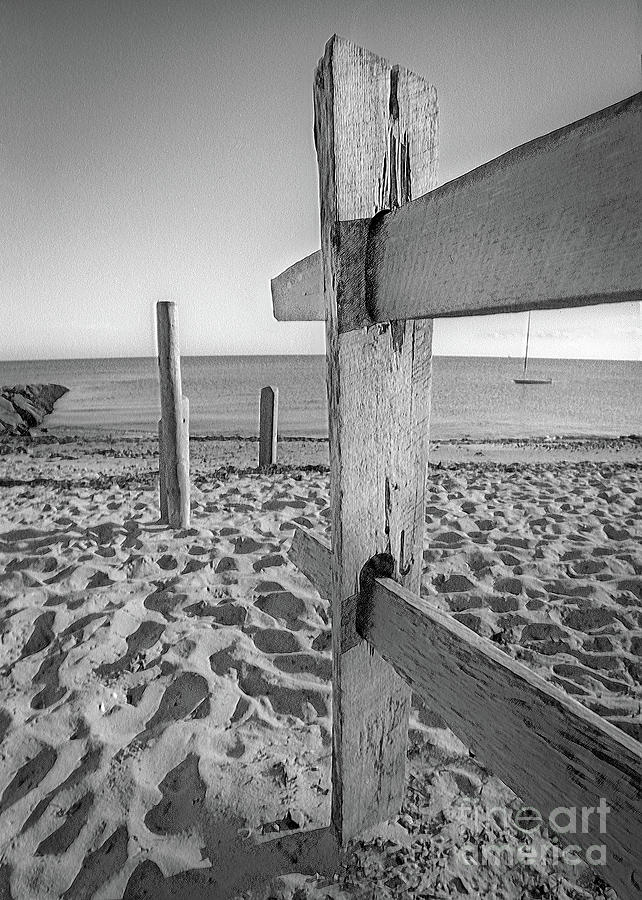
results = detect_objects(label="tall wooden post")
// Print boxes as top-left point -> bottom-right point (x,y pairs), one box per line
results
156,301 -> 190,528
314,37 -> 438,843
258,386 -> 278,468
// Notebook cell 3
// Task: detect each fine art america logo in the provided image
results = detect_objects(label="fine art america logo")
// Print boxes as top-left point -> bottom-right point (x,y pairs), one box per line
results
454,798 -> 610,867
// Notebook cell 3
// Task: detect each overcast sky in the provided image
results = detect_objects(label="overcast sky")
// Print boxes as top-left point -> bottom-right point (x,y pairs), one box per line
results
2,0 -> 640,361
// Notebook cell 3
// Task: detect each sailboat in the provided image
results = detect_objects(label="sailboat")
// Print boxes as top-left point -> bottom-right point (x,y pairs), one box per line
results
513,311 -> 552,384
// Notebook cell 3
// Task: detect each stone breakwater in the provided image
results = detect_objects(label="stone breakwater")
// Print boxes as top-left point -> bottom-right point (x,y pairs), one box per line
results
0,384 -> 68,435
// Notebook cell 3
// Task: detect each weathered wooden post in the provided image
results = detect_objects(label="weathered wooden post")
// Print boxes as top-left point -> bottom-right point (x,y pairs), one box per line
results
258,386 -> 278,468
272,40 -> 641,891
314,37 -> 438,843
158,418 -> 167,521
156,301 -> 190,527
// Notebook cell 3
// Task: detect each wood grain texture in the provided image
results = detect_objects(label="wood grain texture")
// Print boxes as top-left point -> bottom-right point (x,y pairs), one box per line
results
258,386 -> 279,468
273,93 -> 641,323
362,577 -> 642,900
314,35 -> 438,843
156,302 -> 190,528
272,251 -> 322,321
288,525 -> 332,600
158,418 -> 167,523
368,93 -> 641,320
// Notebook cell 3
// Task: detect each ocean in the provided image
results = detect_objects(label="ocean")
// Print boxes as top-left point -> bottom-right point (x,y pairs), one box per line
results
0,356 -> 639,441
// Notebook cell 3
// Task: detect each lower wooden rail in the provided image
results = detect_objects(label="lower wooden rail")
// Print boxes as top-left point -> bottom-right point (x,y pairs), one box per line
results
289,525 -> 642,900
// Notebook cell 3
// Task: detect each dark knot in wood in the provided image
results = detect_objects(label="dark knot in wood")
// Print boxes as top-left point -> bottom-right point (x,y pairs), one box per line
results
356,552 -> 395,640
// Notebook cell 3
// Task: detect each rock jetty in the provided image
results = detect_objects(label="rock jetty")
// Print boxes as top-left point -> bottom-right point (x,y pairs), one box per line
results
0,384 -> 68,435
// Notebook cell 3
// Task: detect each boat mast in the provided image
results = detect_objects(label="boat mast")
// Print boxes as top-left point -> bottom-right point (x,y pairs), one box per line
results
523,311 -> 531,377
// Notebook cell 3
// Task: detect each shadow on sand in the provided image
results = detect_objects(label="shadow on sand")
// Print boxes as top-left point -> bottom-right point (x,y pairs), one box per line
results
121,823 -> 340,899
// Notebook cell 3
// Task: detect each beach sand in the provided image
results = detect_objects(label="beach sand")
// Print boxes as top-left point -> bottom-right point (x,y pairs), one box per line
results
0,434 -> 640,899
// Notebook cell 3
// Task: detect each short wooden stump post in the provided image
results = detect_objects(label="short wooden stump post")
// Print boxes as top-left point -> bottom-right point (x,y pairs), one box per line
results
258,385 -> 278,468
156,301 -> 190,528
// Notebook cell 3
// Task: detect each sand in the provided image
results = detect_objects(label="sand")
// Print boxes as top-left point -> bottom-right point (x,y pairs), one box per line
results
0,433 -> 640,899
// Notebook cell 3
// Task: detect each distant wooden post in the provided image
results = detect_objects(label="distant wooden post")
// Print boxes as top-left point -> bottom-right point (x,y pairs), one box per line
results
158,418 -> 167,521
314,37 -> 438,843
156,301 -> 190,528
258,386 -> 278,468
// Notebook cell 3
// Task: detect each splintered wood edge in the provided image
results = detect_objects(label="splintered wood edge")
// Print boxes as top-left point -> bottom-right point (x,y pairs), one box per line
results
271,93 -> 641,325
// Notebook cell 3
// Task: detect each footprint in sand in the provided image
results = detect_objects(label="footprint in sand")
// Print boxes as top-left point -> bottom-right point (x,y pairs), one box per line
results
143,585 -> 187,620
185,600 -> 247,628
181,558 -> 208,575
433,574 -> 476,593
95,620 -> 165,677
85,522 -> 125,545
498,552 -> 521,566
94,546 -> 116,558
311,630 -> 331,652
31,648 -> 68,709
617,578 -> 642,601
210,646 -> 328,721
122,860 -> 165,899
253,553 -> 286,572
493,576 -> 524,595
604,523 -> 631,541
21,743 -> 102,833
272,651 -> 332,681
0,709 -> 11,744
553,663 -> 629,694
60,612 -> 109,644
157,554 -> 178,570
443,594 -> 482,613
130,672 -> 210,748
214,556 -> 239,573
35,791 -> 94,856
487,595 -> 521,613
233,536 -> 263,554
85,571 -> 115,589
250,628 -> 303,654
432,531 -> 468,548
44,565 -> 79,586
6,555 -> 58,575
253,591 -> 311,630
61,825 -> 128,900
0,745 -> 57,816
520,622 -> 569,643
563,607 -> 629,633
188,545 -> 208,556
19,611 -> 56,660
255,580 -> 284,593
144,753 -> 206,835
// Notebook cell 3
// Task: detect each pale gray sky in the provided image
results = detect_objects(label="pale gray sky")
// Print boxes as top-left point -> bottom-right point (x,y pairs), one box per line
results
2,0 -> 640,360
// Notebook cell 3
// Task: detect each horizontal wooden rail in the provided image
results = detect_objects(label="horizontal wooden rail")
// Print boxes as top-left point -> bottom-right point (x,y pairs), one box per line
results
271,251 -> 323,322
289,524 -> 332,599
287,526 -> 641,897
272,93 -> 641,326
362,577 -> 642,900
